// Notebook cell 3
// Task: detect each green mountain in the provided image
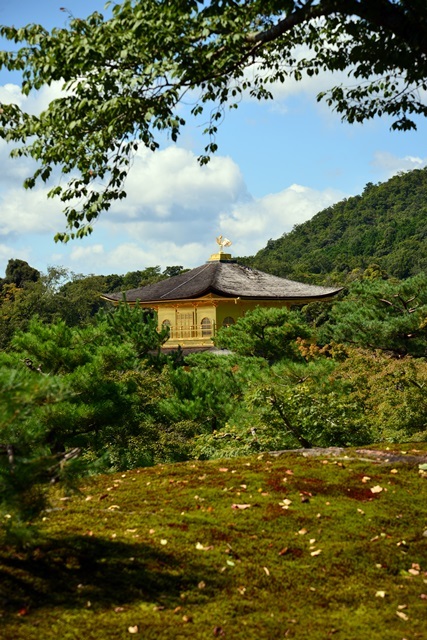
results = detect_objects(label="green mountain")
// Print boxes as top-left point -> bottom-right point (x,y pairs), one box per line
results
242,168 -> 427,283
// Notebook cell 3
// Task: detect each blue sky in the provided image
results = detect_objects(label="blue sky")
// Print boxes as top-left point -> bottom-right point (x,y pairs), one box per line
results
0,0 -> 426,278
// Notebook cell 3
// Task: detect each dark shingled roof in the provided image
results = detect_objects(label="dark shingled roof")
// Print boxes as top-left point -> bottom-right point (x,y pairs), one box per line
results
102,261 -> 342,303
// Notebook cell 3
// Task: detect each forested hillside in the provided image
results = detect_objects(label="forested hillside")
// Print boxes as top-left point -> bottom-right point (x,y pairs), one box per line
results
242,168 -> 427,283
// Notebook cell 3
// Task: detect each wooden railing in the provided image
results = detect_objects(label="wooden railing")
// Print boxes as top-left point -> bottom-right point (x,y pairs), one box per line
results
166,323 -> 217,341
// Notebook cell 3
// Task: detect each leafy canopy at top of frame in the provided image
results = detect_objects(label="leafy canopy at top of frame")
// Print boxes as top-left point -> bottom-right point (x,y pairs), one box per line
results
0,0 -> 426,239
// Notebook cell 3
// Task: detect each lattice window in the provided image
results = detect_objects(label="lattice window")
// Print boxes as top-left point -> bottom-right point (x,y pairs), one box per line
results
201,317 -> 212,337
223,316 -> 235,327
176,311 -> 194,338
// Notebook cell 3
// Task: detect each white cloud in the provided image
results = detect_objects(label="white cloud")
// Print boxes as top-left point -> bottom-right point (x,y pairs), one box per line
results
0,139 -> 37,186
51,239 -> 210,275
44,181 -> 345,274
110,146 -> 248,222
0,185 -> 63,238
99,241 -> 208,272
0,120 -> 246,238
0,143 -> 250,272
0,130 -> 354,277
0,81 -> 66,114
69,244 -> 104,261
98,146 -> 250,252
0,242 -> 30,267
218,184 -> 344,256
372,152 -> 427,179
51,141 -> 348,272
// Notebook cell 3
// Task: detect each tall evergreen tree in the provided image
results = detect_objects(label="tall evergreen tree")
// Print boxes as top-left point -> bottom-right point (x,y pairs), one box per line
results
320,274 -> 427,357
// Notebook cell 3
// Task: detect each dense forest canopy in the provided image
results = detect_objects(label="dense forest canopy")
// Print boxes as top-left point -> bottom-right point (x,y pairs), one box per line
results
0,262 -> 187,349
0,1 -> 427,239
243,167 -> 427,282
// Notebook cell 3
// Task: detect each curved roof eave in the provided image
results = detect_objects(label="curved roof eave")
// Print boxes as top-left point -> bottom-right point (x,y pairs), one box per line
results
101,287 -> 343,305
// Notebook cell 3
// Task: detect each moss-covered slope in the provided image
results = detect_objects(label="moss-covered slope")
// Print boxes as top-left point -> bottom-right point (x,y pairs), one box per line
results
2,446 -> 427,639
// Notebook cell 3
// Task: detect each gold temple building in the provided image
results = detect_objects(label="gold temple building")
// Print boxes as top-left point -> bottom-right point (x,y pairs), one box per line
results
101,240 -> 342,349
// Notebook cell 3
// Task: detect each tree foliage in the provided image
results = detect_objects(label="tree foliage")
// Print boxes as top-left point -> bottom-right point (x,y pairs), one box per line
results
0,1 -> 426,237
0,305 -> 172,530
213,306 -> 311,361
243,168 -> 427,282
0,360 -> 68,528
0,261 -> 189,349
0,266 -> 107,349
329,348 -> 427,443
320,273 -> 427,357
2,259 -> 40,288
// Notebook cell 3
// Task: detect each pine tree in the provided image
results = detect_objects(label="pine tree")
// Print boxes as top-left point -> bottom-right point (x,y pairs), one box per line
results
321,274 -> 427,356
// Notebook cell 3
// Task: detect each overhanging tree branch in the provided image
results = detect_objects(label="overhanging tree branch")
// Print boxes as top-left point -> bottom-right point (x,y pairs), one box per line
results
1,0 -> 427,237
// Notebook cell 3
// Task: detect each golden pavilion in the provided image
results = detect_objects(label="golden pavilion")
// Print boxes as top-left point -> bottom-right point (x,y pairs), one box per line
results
101,241 -> 342,349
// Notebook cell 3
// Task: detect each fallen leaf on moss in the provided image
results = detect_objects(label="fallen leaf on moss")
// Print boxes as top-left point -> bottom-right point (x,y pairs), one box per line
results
196,542 -> 214,551
396,611 -> 409,621
371,486 -> 383,494
128,625 -> 139,633
231,503 -> 251,510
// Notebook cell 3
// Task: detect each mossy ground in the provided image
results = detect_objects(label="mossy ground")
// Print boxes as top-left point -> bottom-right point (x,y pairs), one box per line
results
1,444 -> 427,639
